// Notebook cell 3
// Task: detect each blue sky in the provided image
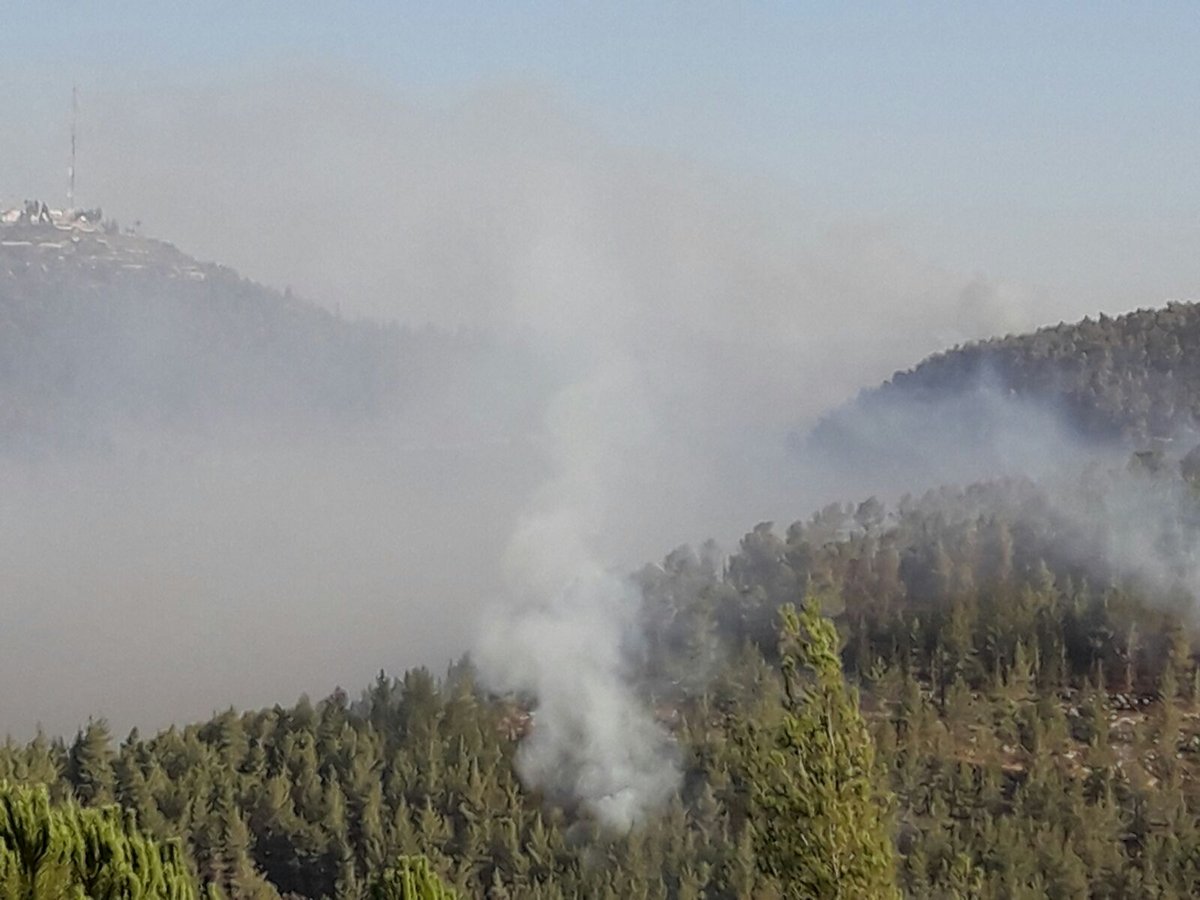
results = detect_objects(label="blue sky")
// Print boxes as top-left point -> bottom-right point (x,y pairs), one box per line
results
6,2 -> 1200,312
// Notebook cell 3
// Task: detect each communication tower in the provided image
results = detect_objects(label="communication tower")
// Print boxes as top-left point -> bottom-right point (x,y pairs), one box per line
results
67,85 -> 77,209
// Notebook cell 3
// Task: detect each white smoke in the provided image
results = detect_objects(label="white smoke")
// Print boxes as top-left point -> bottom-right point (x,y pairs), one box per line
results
1050,450 -> 1200,606
476,359 -> 679,829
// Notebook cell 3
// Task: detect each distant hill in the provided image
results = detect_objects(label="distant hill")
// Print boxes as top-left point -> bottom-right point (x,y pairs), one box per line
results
0,220 -> 539,455
808,301 -> 1200,471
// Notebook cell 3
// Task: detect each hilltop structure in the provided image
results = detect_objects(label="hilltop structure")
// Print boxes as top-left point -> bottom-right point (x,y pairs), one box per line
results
0,199 -> 210,284
0,199 -> 103,229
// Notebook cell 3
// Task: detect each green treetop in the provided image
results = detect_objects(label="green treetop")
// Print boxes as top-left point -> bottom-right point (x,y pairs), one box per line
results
368,855 -> 458,900
741,599 -> 901,899
0,780 -> 199,899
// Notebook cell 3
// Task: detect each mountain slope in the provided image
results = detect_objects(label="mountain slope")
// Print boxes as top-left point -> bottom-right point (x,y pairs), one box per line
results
810,301 -> 1200,460
0,220 -> 537,454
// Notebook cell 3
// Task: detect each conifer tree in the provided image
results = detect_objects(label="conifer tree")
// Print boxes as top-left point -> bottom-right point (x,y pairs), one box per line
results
67,719 -> 116,807
739,600 -> 901,898
368,855 -> 458,899
0,780 -> 199,898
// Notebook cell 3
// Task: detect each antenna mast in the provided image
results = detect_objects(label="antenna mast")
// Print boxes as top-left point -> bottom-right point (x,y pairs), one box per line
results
67,85 -> 77,209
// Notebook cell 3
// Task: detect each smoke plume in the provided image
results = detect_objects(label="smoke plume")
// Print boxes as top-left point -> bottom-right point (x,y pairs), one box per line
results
475,359 -> 680,828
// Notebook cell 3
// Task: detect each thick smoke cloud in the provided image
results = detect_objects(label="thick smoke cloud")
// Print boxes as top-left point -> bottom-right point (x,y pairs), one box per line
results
0,69 -> 1095,755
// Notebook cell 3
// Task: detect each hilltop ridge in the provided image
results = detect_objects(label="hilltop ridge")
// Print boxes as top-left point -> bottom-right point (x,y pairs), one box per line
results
2,209 -> 218,285
808,300 -> 1200,472
0,209 -> 541,455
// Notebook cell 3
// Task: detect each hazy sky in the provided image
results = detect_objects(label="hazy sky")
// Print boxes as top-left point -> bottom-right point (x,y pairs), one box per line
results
5,2 -> 1200,315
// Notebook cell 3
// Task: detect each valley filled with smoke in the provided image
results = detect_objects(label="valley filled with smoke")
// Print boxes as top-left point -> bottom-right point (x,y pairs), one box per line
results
2,76 -> 1196,832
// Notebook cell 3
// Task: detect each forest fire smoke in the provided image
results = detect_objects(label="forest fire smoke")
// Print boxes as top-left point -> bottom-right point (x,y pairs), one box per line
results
476,361 -> 680,829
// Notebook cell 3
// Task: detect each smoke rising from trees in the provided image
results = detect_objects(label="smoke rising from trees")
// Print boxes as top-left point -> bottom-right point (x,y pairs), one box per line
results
0,70 -> 1139,748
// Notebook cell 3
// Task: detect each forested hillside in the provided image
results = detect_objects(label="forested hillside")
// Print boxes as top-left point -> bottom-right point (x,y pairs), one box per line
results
812,301 -> 1200,455
7,234 -> 1200,898
0,223 -> 540,455
5,452 -> 1200,897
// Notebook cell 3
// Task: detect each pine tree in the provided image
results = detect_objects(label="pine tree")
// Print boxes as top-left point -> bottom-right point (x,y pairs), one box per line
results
0,780 -> 199,898
67,719 -> 116,807
368,855 -> 458,899
738,600 -> 901,898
